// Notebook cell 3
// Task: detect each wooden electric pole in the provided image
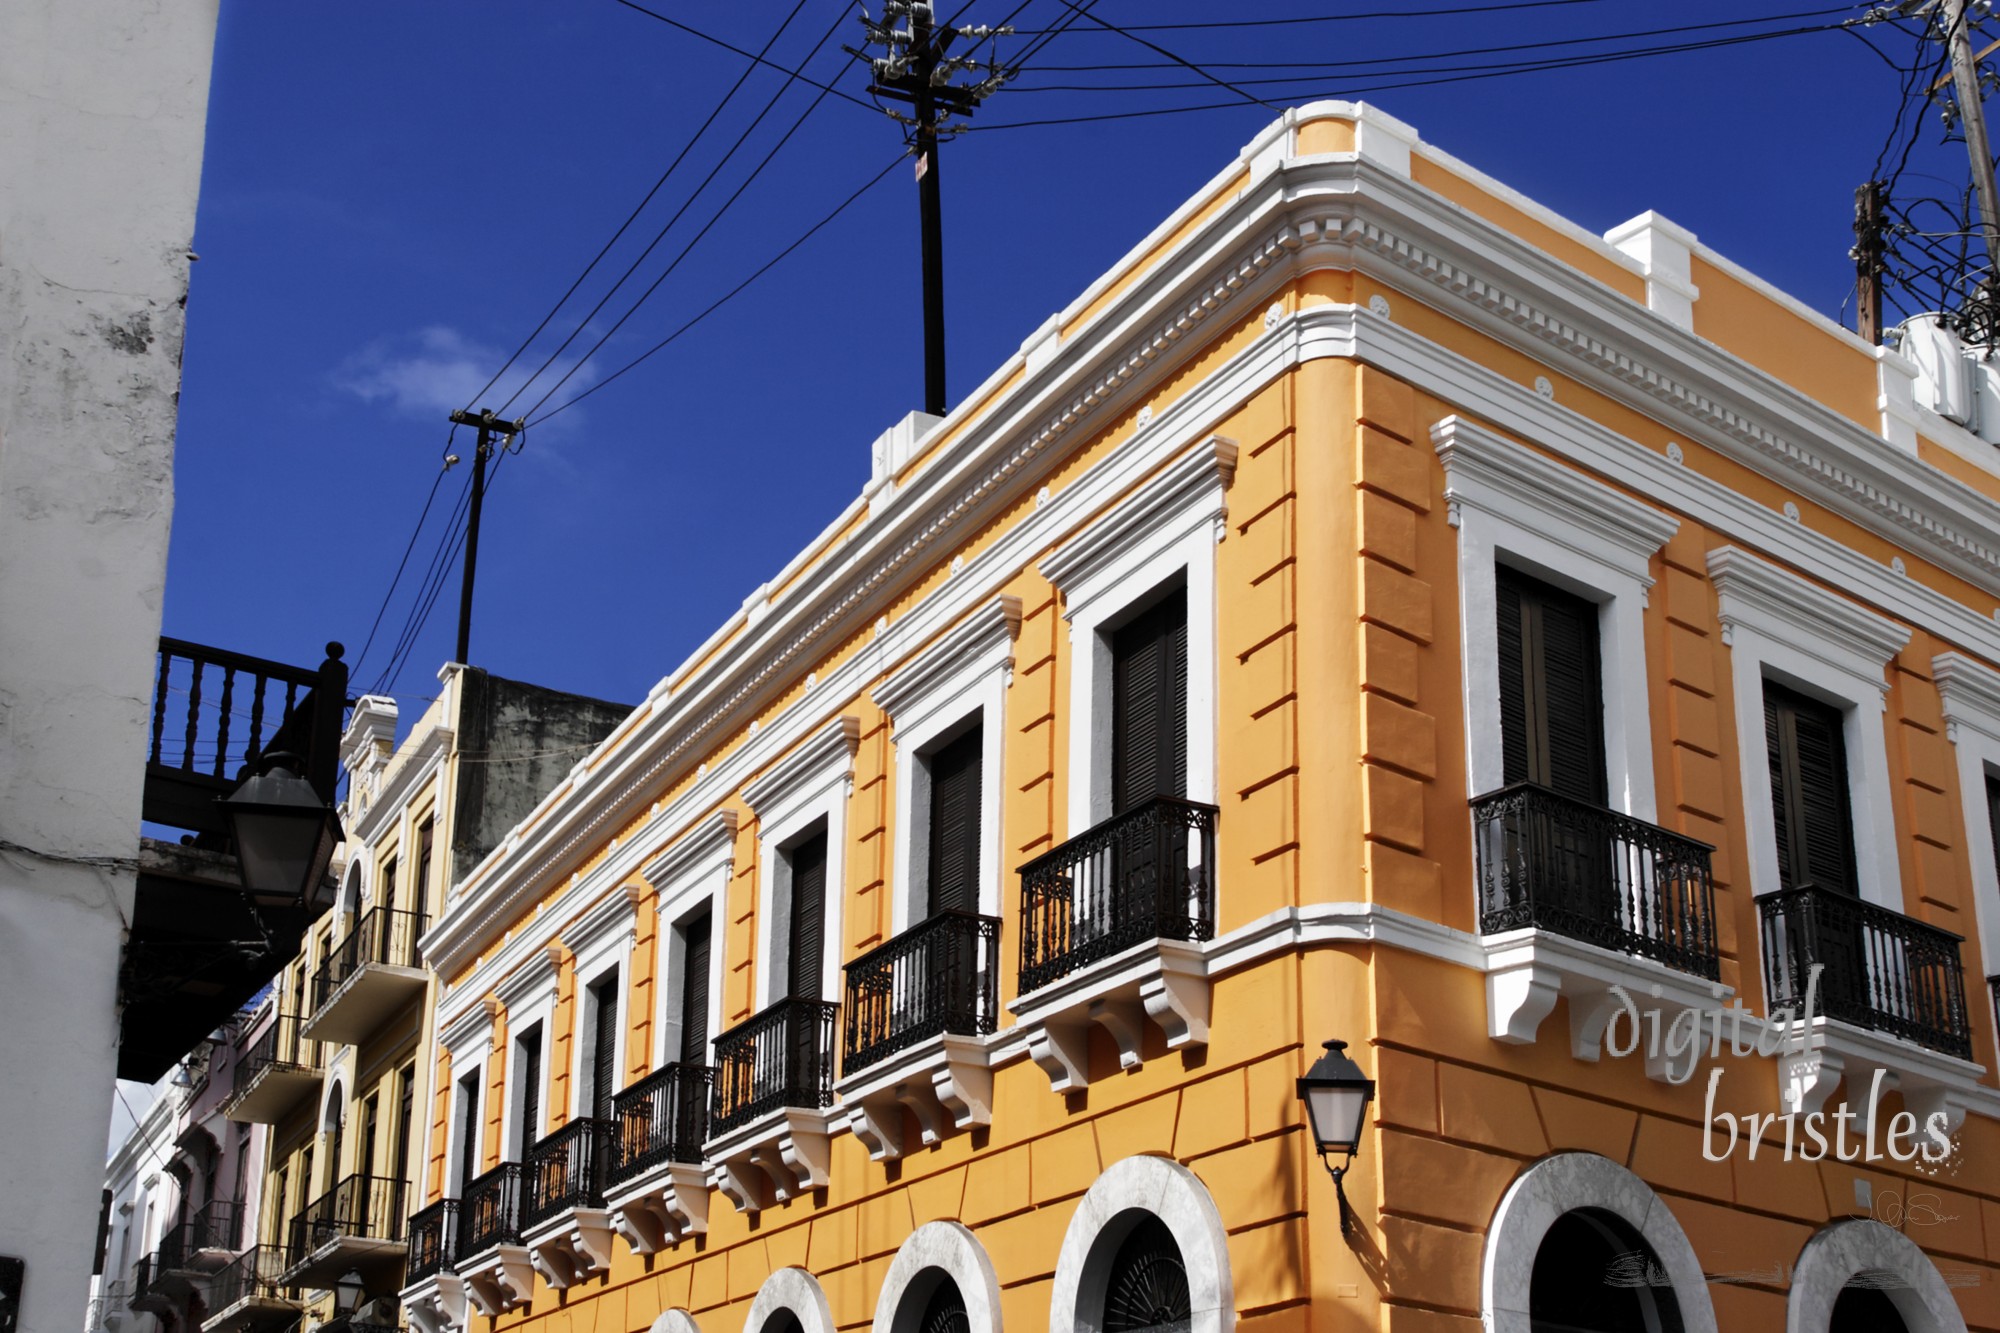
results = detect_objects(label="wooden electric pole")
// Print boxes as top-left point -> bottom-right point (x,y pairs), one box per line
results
1854,180 -> 1889,345
853,4 -> 1014,416
447,407 -> 524,666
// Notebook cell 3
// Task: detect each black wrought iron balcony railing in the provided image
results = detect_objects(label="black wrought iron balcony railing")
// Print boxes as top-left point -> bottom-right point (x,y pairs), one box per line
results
610,1062 -> 713,1184
206,1244 -> 296,1313
1471,783 -> 1720,981
405,1199 -> 459,1284
313,905 -> 428,1010
1760,885 -> 1972,1059
712,998 -> 839,1136
285,1173 -> 408,1268
235,1014 -> 322,1091
1018,796 -> 1218,994
155,1199 -> 240,1270
457,1162 -> 524,1257
844,910 -> 1001,1074
521,1119 -> 615,1230
127,1254 -> 157,1307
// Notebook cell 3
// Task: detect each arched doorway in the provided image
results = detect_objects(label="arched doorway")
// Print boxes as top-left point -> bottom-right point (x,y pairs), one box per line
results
1102,1215 -> 1191,1333
1527,1208 -> 1683,1333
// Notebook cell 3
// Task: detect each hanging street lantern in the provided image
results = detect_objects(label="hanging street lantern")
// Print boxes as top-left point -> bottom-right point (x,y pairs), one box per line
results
1296,1038 -> 1376,1234
218,751 -> 342,912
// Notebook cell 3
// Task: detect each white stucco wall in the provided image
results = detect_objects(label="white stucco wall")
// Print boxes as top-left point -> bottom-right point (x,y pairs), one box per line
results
0,2 -> 220,1329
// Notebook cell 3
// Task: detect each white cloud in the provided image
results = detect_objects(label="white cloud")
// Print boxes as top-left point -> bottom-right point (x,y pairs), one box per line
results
334,325 -> 599,432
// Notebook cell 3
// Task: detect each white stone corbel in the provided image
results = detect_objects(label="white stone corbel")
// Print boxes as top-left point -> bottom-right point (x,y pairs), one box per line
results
932,1036 -> 994,1130
1089,996 -> 1148,1071
847,1097 -> 906,1163
1486,963 -> 1561,1044
459,1247 -> 534,1317
1779,1044 -> 1848,1116
1027,1018 -> 1092,1092
1140,946 -> 1210,1050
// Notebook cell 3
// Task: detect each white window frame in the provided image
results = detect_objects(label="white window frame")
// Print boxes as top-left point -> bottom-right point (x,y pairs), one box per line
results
1708,546 -> 1911,910
1041,437 -> 1235,835
1434,415 -> 1677,821
874,596 -> 1019,932
1932,652 -> 2000,982
489,943 -> 559,1162
1048,1155 -> 1234,1333
743,716 -> 860,1009
564,884 -> 642,1121
437,997 -> 495,1196
644,811 -> 737,1069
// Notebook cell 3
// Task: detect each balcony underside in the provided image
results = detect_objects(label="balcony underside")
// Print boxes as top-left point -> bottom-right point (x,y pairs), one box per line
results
120,841 -> 318,1082
284,1232 -> 406,1290
202,1292 -> 303,1333
300,963 -> 427,1046
225,1064 -> 322,1125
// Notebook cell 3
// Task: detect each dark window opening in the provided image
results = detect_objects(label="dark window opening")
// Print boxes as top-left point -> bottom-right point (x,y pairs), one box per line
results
455,1073 -> 479,1193
678,910 -> 712,1066
926,724 -> 983,917
1102,1214 -> 1192,1333
1111,587 -> 1188,814
1497,564 -> 1607,804
1830,1282 -> 1908,1333
1764,681 -> 1857,896
1527,1208 -> 1682,1333
786,828 -> 829,1000
516,1026 -> 543,1151
588,975 -> 620,1119
918,1276 -> 970,1333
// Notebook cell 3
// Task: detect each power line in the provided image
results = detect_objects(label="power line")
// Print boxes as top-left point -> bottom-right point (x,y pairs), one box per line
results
515,10 -> 858,422
1037,0 -> 1280,112
1007,0 -> 1616,32
349,446 -> 455,680
966,20 -> 1857,130
488,0 -> 826,416
610,0 -> 876,111
532,150 -> 908,422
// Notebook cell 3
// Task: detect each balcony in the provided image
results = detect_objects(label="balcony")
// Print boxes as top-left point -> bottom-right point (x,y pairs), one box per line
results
1756,886 -> 1982,1124
1010,797 -> 1217,1091
519,1119 -> 616,1288
124,638 -> 346,1082
223,1014 -> 323,1124
148,1200 -> 241,1299
706,998 -> 838,1211
1467,784 -> 1731,1067
302,906 -> 428,1046
283,1173 -> 408,1288
398,1202 -> 466,1333
454,1163 -> 532,1316
202,1245 -> 301,1333
838,911 -> 1000,1160
604,1063 -> 713,1253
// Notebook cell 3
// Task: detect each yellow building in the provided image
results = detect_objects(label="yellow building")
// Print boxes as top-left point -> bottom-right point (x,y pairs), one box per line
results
208,668 -> 629,1332
391,102 -> 2000,1333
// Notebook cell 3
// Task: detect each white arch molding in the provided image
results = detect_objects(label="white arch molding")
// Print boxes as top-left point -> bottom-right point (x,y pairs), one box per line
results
872,1221 -> 1004,1333
1482,1152 -> 1717,1333
1049,1155 -> 1234,1333
1786,1219 -> 1967,1333
647,1311 -> 701,1333
746,1267 -> 836,1333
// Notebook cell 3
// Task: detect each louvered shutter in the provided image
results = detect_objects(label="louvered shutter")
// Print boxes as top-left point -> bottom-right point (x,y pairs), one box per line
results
679,911 -> 712,1066
456,1076 -> 478,1189
1986,776 -> 2000,887
519,1027 -> 541,1146
1764,683 -> 1857,896
591,978 -> 619,1119
787,831 -> 828,999
927,727 -> 983,915
1111,588 -> 1188,814
1494,566 -> 1605,801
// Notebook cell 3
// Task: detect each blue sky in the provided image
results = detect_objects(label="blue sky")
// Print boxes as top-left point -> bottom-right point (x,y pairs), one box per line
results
167,0 -> 1970,723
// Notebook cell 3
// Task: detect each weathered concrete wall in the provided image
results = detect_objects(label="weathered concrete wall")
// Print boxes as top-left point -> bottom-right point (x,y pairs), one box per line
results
0,2 -> 219,1328
450,670 -> 634,884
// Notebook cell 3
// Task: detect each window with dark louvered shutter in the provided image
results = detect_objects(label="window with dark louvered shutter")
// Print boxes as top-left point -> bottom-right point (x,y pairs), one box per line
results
1495,565 -> 1606,804
678,910 -> 712,1065
590,976 -> 619,1119
926,725 -> 983,916
786,830 -> 828,1000
1764,682 -> 1857,896
518,1026 -> 542,1149
456,1074 -> 479,1190
1111,587 -> 1188,814
1985,775 -> 2000,891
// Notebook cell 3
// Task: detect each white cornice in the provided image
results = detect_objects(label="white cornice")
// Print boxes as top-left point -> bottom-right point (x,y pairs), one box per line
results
1707,546 -> 1911,673
1433,416 -> 1679,573
642,809 -> 738,892
741,716 -> 861,818
440,993 -> 503,1057
873,596 -> 1022,723
1934,652 -> 2000,747
563,882 -> 643,959
492,944 -> 563,1017
1040,435 -> 1238,604
427,117 -> 2000,980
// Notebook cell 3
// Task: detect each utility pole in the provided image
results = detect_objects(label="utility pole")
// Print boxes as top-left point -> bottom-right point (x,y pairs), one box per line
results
1854,180 -> 1889,345
853,4 -> 1014,416
1939,0 -> 2000,337
447,407 -> 524,666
